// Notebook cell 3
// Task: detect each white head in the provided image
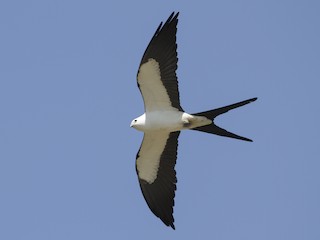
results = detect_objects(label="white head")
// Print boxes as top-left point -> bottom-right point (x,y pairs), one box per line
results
130,114 -> 146,131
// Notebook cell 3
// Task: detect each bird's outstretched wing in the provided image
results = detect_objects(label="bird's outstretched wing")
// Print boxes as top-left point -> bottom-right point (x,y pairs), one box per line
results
137,12 -> 183,112
136,131 -> 180,229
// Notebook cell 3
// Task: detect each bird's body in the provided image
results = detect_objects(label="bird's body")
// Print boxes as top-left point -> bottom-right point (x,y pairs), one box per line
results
131,111 -> 211,132
131,12 -> 257,229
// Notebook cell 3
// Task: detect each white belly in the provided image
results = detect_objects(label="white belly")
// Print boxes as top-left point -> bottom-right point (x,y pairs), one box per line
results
144,111 -> 185,132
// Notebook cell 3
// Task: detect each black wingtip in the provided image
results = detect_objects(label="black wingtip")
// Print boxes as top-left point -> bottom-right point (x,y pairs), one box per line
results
171,223 -> 176,230
169,11 -> 179,18
166,12 -> 179,24
145,11 -> 180,58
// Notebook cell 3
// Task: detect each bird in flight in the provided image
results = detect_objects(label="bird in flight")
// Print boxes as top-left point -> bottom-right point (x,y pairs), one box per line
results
130,12 -> 257,229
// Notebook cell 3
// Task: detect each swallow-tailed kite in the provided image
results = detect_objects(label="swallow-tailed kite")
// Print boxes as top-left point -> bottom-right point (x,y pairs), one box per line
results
130,12 -> 257,229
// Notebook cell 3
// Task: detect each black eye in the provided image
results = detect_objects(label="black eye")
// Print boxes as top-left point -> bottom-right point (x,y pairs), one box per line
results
134,119 -> 137,122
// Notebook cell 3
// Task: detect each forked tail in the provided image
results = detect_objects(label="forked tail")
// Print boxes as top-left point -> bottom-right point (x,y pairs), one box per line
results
191,98 -> 257,142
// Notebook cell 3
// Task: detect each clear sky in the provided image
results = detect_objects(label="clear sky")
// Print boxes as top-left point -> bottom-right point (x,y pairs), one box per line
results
1,0 -> 319,239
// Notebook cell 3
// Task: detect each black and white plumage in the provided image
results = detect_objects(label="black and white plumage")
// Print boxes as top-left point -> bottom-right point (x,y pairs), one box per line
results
130,12 -> 257,229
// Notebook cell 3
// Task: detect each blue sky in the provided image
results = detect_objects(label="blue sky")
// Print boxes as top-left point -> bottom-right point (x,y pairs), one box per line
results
1,0 -> 319,239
